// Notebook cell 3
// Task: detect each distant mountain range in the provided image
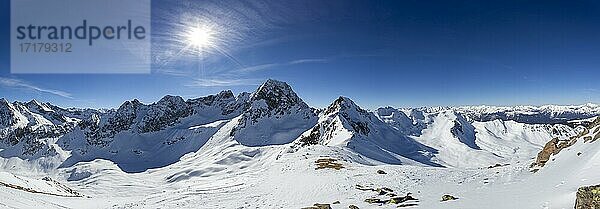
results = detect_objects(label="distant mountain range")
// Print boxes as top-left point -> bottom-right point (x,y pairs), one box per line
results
1,79 -> 598,173
1,79 -> 599,208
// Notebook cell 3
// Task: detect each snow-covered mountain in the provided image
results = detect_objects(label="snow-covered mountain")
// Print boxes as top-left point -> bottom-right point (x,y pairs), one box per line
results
230,79 -> 317,146
375,107 -> 581,168
0,79 -> 598,209
407,103 -> 600,124
292,96 -> 439,166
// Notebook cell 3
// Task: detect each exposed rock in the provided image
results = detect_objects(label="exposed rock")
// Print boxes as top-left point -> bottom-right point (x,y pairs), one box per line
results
332,201 -> 340,204
348,205 -> 359,209
487,163 -> 509,169
355,184 -> 373,191
575,184 -> 600,209
302,203 -> 331,209
376,187 -> 393,195
377,169 -> 387,174
364,198 -> 385,204
397,203 -> 419,207
364,193 -> 418,205
441,194 -> 459,202
532,117 -> 600,170
315,158 -> 344,170
531,137 -> 564,168
388,193 -> 418,204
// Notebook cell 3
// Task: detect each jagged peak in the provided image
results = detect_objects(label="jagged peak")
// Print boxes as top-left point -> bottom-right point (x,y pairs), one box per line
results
158,95 -> 185,105
0,98 -> 9,105
237,92 -> 251,101
118,99 -> 144,111
325,96 -> 363,115
376,106 -> 400,116
216,90 -> 235,99
257,79 -> 289,91
25,99 -> 54,112
252,79 -> 296,99
249,79 -> 307,111
0,98 -> 16,111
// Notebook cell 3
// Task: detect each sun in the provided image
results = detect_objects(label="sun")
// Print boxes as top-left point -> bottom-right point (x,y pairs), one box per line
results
186,26 -> 215,49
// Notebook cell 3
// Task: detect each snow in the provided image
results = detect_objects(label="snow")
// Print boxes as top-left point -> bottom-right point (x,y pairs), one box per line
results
0,80 -> 598,209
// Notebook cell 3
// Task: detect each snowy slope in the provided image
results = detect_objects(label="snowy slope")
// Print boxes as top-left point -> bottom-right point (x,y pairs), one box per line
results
292,96 -> 439,166
0,79 -> 598,209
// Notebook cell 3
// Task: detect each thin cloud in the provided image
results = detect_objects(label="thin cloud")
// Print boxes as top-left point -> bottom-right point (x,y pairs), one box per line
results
236,58 -> 329,73
288,58 -> 328,64
237,63 -> 280,73
185,78 -> 262,87
0,77 -> 73,99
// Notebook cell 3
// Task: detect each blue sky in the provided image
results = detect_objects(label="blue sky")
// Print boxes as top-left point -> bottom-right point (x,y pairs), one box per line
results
1,0 -> 599,109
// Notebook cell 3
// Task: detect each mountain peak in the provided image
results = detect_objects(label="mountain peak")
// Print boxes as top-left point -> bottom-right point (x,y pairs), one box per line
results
250,79 -> 307,112
325,96 -> 361,115
0,98 -> 9,105
216,90 -> 235,99
158,95 -> 185,105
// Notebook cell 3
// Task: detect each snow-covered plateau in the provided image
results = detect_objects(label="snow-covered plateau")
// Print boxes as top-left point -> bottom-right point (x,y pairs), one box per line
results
0,79 -> 599,209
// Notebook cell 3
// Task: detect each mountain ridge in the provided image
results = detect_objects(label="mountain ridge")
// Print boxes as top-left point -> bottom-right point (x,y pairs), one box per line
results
0,79 -> 597,172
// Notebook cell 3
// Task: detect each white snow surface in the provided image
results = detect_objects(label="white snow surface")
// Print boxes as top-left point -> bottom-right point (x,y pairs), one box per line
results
0,80 -> 599,209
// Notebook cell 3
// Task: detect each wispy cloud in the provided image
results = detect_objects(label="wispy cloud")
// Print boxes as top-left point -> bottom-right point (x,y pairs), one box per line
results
236,58 -> 328,73
185,78 -> 262,87
237,63 -> 281,73
288,58 -> 328,65
156,57 -> 330,88
0,77 -> 73,99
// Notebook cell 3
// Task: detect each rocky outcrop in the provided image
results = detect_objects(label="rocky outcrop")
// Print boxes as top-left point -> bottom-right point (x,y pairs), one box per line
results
441,194 -> 459,202
531,117 -> 600,170
575,184 -> 600,209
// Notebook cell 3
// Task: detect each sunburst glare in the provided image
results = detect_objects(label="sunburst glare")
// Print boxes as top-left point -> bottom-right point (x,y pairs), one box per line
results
186,25 -> 215,50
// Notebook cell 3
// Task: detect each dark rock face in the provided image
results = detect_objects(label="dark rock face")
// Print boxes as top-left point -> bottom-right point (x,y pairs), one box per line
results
450,114 -> 479,150
251,79 -> 307,115
0,99 -> 76,156
79,90 -> 250,146
139,95 -> 191,133
237,79 -> 314,127
0,99 -> 19,128
294,96 -> 372,148
575,184 -> 600,209
326,97 -> 371,136
231,79 -> 317,146
298,125 -> 322,146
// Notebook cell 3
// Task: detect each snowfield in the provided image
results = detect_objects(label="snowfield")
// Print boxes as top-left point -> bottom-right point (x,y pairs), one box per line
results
0,79 -> 598,209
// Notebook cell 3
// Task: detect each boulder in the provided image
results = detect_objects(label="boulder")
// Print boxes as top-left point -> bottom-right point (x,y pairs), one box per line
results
441,194 -> 459,202
364,198 -> 385,204
388,193 -> 418,204
302,203 -> 331,209
575,185 -> 600,209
